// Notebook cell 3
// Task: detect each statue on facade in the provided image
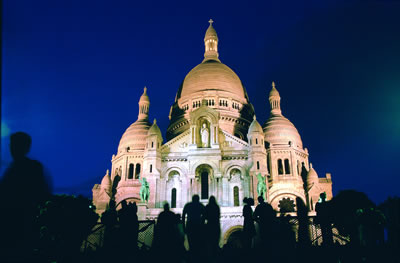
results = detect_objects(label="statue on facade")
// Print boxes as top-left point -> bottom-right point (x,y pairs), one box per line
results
200,123 -> 209,147
138,175 -> 150,203
256,173 -> 267,199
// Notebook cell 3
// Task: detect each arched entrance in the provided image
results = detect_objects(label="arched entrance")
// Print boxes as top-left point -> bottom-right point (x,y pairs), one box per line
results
223,225 -> 243,248
201,171 -> 209,199
195,164 -> 214,200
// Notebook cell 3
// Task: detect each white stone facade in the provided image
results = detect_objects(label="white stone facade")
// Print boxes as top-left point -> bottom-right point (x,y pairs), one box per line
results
92,21 -> 333,243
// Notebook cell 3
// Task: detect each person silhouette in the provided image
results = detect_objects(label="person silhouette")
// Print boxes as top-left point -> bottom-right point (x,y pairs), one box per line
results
152,202 -> 183,262
118,200 -> 138,255
205,196 -> 221,256
296,197 -> 311,248
0,132 -> 51,261
182,195 -> 205,253
242,197 -> 255,250
315,192 -> 333,247
254,196 -> 275,248
101,199 -> 119,256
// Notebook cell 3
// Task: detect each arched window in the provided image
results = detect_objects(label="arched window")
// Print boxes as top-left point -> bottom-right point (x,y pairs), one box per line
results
151,141 -> 154,148
201,171 -> 209,200
267,154 -> 271,174
150,164 -> 153,173
171,188 -> 177,208
256,138 -> 258,144
233,186 -> 239,206
278,159 -> 284,175
135,163 -> 141,179
284,159 -> 291,174
257,161 -> 260,170
128,163 -> 134,179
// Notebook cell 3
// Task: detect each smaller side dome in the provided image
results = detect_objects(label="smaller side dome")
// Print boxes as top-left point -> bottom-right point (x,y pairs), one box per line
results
148,119 -> 162,138
248,115 -> 263,134
118,119 -> 152,152
101,170 -> 111,193
307,163 -> 319,188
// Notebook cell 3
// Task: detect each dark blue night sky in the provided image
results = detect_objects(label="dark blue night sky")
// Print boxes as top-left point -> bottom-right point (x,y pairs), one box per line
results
2,0 -> 399,204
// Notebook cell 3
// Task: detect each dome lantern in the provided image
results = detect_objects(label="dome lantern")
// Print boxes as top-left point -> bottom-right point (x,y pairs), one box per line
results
118,87 -> 152,153
138,87 -> 150,120
263,82 -> 303,148
269,81 -> 281,115
203,19 -> 220,62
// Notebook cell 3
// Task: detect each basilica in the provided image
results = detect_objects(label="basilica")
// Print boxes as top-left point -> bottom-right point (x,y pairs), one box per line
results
92,21 -> 333,243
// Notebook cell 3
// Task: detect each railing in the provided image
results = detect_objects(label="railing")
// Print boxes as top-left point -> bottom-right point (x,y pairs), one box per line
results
280,216 -> 350,246
81,220 -> 156,252
82,216 -> 349,252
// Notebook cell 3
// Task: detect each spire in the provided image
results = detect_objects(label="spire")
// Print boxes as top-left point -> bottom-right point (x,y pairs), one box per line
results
203,19 -> 220,62
269,81 -> 281,115
138,86 -> 150,120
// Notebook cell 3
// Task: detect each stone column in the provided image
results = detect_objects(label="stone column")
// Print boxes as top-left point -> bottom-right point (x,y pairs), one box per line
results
222,177 -> 229,206
252,172 -> 258,202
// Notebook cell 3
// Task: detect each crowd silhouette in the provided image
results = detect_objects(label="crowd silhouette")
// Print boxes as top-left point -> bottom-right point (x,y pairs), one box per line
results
0,132 -> 399,262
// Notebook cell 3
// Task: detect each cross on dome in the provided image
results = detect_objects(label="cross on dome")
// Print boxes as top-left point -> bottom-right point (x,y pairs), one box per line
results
209,19 -> 214,25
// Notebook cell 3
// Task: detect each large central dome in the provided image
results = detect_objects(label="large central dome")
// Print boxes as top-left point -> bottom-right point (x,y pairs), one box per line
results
167,21 -> 254,141
178,60 -> 246,102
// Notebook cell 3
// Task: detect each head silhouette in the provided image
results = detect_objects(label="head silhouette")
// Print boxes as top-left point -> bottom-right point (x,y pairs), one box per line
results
248,198 -> 254,206
243,197 -> 249,204
258,196 -> 264,204
163,202 -> 170,211
192,194 -> 200,203
209,195 -> 217,205
10,132 -> 31,160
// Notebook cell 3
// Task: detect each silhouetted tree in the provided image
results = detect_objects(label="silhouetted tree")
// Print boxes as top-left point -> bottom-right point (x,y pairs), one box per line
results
330,190 -> 375,246
379,196 -> 400,249
36,194 -> 99,262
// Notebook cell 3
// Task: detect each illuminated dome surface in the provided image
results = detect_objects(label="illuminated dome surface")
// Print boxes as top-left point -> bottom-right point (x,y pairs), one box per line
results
118,119 -> 151,152
263,114 -> 303,148
178,60 -> 247,103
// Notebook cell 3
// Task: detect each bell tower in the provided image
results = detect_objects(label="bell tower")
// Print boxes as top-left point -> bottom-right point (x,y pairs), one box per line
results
203,19 -> 220,62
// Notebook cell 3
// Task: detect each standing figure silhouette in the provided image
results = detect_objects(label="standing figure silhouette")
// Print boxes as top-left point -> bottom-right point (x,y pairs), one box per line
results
205,196 -> 221,256
0,132 -> 51,261
254,196 -> 276,248
242,197 -> 255,250
182,195 -> 205,254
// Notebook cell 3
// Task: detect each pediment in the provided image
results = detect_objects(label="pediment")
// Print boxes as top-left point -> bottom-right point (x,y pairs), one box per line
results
219,130 -> 248,151
162,130 -> 191,153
